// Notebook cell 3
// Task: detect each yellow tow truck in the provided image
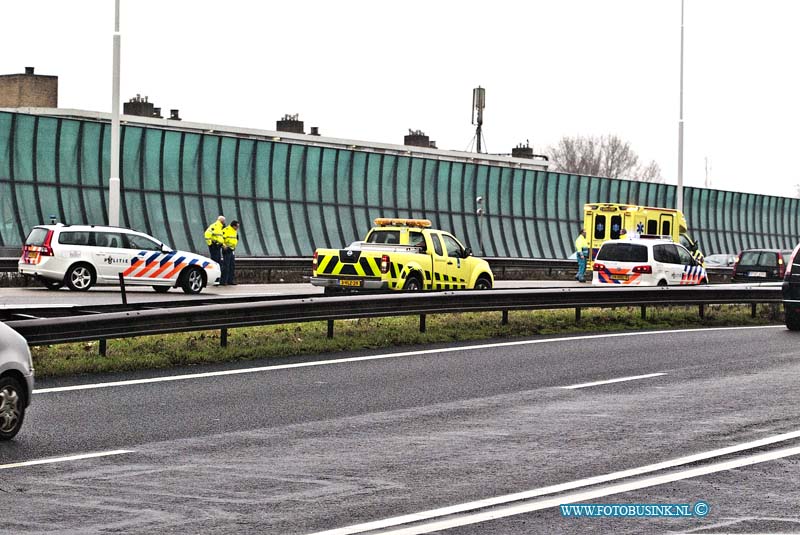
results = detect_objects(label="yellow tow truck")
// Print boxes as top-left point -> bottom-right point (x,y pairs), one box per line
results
311,218 -> 494,294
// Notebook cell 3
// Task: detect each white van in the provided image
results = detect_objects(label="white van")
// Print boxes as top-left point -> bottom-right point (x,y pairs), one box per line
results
0,321 -> 33,440
18,224 -> 221,294
592,238 -> 708,286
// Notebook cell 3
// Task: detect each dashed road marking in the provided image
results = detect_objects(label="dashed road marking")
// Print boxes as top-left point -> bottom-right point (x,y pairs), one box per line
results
561,372 -> 666,389
0,450 -> 133,471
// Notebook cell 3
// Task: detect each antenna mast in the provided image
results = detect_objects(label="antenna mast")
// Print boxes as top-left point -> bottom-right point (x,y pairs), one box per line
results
472,86 -> 486,153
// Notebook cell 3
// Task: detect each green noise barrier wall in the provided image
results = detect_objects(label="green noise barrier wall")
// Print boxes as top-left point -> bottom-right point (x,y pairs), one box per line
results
1,111 -> 798,257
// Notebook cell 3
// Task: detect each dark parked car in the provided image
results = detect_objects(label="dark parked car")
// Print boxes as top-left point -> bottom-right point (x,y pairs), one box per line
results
783,245 -> 800,330
732,249 -> 793,282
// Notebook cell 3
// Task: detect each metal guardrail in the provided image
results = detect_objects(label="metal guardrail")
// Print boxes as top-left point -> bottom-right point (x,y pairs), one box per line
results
0,256 -> 734,275
1,256 -> 577,273
5,286 -> 781,346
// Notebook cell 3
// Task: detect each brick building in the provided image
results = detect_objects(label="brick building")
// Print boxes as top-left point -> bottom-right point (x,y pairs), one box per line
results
0,67 -> 58,108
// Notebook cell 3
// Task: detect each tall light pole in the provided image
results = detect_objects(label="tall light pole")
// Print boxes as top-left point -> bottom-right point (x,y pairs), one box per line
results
108,0 -> 121,226
676,0 -> 685,212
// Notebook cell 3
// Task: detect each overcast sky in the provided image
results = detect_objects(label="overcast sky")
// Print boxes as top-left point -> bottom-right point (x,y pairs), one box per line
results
3,0 -> 799,198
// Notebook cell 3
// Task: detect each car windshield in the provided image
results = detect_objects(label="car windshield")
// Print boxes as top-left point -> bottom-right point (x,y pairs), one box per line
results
705,254 -> 731,265
25,228 -> 48,246
366,230 -> 401,244
127,234 -> 162,251
740,251 -> 777,267
596,243 -> 648,263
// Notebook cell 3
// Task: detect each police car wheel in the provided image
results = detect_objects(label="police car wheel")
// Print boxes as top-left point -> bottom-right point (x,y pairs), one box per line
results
403,275 -> 422,291
152,285 -> 170,293
0,376 -> 25,441
181,267 -> 205,294
475,276 -> 492,290
657,280 -> 668,287
65,264 -> 95,291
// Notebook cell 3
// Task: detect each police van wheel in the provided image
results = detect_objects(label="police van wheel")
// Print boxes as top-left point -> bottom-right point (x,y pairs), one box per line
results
403,275 -> 422,291
152,285 -> 170,293
181,267 -> 205,294
475,276 -> 492,290
657,279 -> 668,287
0,375 -> 26,441
65,264 -> 95,291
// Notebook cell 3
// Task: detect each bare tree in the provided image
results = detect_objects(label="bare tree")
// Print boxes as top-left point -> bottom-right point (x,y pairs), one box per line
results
548,135 -> 664,183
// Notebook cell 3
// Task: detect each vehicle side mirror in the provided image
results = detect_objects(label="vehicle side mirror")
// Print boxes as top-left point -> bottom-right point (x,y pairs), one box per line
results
464,247 -> 473,257
161,244 -> 172,253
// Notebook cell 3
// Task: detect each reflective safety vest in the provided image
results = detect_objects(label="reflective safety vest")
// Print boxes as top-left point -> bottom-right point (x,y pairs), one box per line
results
575,234 -> 588,253
204,221 -> 224,246
223,225 -> 238,250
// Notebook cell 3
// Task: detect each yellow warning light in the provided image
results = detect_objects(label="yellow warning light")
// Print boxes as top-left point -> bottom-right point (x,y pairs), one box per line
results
373,218 -> 432,228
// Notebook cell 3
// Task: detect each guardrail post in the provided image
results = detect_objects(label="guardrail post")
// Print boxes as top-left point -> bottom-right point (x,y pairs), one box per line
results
99,339 -> 107,356
699,304 -> 705,318
419,314 -> 426,333
641,306 -> 647,320
118,273 -> 127,305
575,307 -> 581,323
327,319 -> 334,339
502,310 -> 509,325
751,303 -> 757,318
220,328 -> 228,347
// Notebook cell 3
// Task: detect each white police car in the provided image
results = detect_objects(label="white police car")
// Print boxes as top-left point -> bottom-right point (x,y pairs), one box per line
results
18,224 -> 221,294
592,238 -> 708,286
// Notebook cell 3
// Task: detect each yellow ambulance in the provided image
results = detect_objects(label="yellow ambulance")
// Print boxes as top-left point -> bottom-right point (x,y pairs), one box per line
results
583,203 -> 704,267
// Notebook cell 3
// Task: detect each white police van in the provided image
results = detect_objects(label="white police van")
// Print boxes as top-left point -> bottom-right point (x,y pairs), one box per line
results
592,238 -> 708,286
18,224 -> 221,294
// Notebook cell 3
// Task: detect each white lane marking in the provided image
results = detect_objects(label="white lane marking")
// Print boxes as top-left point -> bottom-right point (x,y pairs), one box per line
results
0,449 -> 133,471
374,445 -> 800,535
34,325 -> 780,394
308,427 -> 800,535
561,372 -> 666,390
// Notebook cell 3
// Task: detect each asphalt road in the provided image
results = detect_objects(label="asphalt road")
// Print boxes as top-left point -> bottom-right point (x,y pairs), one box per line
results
2,325 -> 800,534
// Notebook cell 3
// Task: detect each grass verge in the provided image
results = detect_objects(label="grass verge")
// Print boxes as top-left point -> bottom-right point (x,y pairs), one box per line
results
31,304 -> 781,377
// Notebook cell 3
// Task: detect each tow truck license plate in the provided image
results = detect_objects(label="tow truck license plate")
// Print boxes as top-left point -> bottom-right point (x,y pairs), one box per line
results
748,271 -> 767,278
340,279 -> 362,287
610,274 -> 629,281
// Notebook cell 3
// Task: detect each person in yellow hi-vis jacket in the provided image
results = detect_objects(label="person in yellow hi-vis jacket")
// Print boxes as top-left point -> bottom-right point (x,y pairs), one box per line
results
204,215 -> 225,264
575,227 -> 589,283
221,220 -> 240,285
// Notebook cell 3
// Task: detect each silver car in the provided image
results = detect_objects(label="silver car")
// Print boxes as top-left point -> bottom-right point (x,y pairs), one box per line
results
0,322 -> 34,440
